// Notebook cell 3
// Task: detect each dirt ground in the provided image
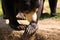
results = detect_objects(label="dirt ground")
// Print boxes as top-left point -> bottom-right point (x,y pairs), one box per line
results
0,17 -> 60,40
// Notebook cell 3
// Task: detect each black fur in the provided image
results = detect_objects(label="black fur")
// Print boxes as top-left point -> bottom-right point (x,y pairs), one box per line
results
2,0 -> 40,31
41,0 -> 57,16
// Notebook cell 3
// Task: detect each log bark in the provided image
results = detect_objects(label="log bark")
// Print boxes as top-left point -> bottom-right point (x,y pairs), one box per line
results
0,18 -> 60,40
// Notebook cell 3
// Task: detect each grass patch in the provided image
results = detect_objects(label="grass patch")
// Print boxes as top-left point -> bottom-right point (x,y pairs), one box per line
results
0,0 -> 3,18
0,0 -> 3,16
40,13 -> 60,20
57,8 -> 60,13
45,0 -> 48,2
54,9 -> 60,19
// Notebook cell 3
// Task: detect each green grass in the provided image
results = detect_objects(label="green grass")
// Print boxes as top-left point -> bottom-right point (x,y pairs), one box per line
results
0,0 -> 3,17
54,9 -> 60,19
45,0 -> 48,2
57,8 -> 60,13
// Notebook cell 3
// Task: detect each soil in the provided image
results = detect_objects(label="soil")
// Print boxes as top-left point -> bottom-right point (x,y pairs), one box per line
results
0,18 -> 60,40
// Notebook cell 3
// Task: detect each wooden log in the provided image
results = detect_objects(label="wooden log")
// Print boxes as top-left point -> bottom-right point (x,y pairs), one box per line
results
0,18 -> 60,40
